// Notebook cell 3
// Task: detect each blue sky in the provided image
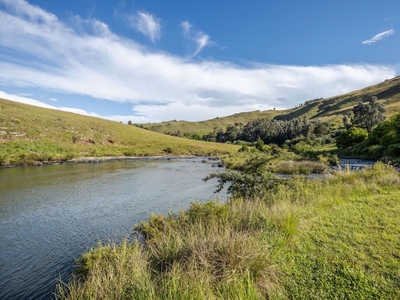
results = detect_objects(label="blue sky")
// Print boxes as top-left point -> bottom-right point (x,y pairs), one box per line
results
0,0 -> 398,123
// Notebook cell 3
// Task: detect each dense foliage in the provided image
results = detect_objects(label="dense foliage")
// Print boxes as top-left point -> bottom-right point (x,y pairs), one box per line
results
351,96 -> 386,132
202,117 -> 330,146
337,113 -> 400,161
336,127 -> 368,149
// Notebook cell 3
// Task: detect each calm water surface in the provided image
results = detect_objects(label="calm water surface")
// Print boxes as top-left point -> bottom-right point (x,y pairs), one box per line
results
0,158 -> 226,299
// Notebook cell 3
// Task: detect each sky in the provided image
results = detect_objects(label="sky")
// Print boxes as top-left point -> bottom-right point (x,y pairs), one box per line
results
0,0 -> 399,123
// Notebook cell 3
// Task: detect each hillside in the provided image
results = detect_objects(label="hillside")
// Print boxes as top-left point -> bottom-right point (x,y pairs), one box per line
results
0,99 -> 239,166
141,76 -> 400,135
140,109 -> 287,135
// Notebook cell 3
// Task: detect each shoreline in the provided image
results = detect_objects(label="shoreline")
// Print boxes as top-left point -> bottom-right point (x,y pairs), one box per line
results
0,154 -> 203,169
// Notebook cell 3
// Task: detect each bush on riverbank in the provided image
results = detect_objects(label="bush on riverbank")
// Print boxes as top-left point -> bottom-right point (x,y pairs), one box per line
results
57,163 -> 400,299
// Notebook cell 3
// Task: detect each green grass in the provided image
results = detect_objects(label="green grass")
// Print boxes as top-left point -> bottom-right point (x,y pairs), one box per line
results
57,163 -> 400,299
0,99 -> 239,165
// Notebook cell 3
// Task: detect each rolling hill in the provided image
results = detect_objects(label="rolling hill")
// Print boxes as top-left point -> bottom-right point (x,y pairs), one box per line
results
0,99 -> 239,166
141,76 -> 400,135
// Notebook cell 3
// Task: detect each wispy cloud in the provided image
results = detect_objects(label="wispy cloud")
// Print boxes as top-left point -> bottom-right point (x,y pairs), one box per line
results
181,20 -> 211,56
48,97 -> 57,102
193,32 -> 211,57
128,11 -> 161,43
181,20 -> 191,38
362,29 -> 395,45
0,0 -> 396,122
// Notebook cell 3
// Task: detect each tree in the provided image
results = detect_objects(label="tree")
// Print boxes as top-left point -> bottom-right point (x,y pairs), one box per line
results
127,120 -> 133,125
351,96 -> 386,132
342,114 -> 352,130
336,127 -> 368,149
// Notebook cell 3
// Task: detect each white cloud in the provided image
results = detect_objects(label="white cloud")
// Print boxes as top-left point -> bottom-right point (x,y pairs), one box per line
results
181,20 -> 211,56
193,32 -> 211,57
0,0 -> 397,123
128,11 -> 161,43
48,97 -> 57,102
362,29 -> 395,45
0,90 -> 57,109
57,106 -> 101,117
0,90 -> 125,120
181,21 -> 191,38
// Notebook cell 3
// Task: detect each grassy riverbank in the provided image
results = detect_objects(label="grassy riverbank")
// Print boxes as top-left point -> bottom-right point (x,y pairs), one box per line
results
57,163 -> 400,299
0,99 -> 239,166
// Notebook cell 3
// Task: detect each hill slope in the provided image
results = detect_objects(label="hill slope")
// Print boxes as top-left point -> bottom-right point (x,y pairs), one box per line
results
141,76 -> 400,135
0,99 -> 239,166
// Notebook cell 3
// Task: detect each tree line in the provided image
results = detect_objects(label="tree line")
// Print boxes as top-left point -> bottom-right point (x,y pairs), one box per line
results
200,117 -> 330,146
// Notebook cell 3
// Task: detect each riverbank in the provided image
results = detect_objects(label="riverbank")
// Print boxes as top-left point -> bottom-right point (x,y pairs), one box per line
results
0,154 -> 208,168
57,163 -> 400,299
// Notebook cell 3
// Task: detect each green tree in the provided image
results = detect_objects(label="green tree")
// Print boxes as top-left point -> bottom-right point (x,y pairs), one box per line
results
254,136 -> 265,151
336,127 -> 368,149
342,114 -> 352,130
367,113 -> 400,147
351,96 -> 386,132
203,155 -> 285,199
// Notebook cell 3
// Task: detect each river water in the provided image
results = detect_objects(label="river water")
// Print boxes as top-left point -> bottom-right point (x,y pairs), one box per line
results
0,158 -> 226,300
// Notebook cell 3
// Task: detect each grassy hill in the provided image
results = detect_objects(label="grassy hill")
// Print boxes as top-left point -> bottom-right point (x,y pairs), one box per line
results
141,76 -> 400,135
140,109 -> 287,136
0,99 -> 239,166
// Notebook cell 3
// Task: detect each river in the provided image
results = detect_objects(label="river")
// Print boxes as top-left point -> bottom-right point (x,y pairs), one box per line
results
0,157 -> 226,300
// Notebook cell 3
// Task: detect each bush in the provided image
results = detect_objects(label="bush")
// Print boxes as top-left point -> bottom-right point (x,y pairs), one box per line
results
368,145 -> 385,158
336,127 -> 368,149
163,147 -> 173,154
386,143 -> 400,157
238,144 -> 249,152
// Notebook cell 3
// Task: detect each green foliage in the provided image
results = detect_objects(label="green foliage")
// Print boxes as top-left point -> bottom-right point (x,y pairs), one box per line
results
238,144 -> 249,152
351,96 -> 386,132
208,116 -> 313,146
368,113 -> 400,147
344,113 -> 400,160
204,155 -> 287,200
254,136 -> 265,151
342,114 -> 352,130
336,127 -> 368,149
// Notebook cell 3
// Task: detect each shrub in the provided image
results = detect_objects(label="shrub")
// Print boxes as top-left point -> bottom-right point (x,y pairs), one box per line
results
238,144 -> 249,152
336,127 -> 368,149
386,143 -> 400,157
164,147 -> 173,154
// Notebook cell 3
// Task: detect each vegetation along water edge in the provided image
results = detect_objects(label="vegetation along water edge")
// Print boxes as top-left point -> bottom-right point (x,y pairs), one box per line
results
56,162 -> 400,299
